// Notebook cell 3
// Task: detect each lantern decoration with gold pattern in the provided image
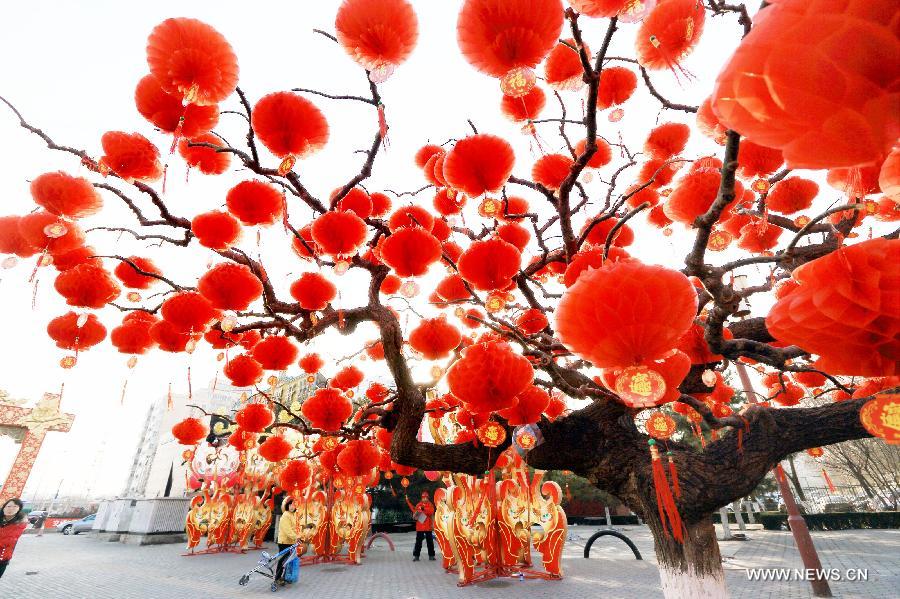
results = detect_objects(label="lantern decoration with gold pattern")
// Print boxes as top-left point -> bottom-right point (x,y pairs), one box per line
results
860,394 -> 900,444
646,412 -> 677,440
614,365 -> 667,409
476,421 -> 507,448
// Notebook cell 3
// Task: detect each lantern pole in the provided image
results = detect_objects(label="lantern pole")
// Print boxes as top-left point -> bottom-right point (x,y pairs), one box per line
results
735,362 -> 832,597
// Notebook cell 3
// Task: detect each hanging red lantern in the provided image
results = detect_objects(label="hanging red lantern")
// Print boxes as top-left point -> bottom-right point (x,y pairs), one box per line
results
299,353 -> 324,374
51,246 -> 98,272
447,341 -> 533,414
197,263 -> 263,311
532,153 -> 574,191
737,220 -> 784,253
0,216 -> 39,258
302,388 -> 353,431
279,459 -> 312,493
766,177 -> 819,215
311,210 -> 368,257
99,131 -> 163,182
497,385 -> 550,425
475,421 -> 507,447
457,0 -> 564,91
177,133 -> 232,175
172,417 -> 207,445
19,211 -> 84,255
432,188 -> 466,216
767,239 -> 899,376
330,365 -> 365,390
251,92 -> 329,172
646,412 -> 677,440
146,18 -> 238,106
235,403 -> 274,433
369,192 -> 392,217
289,272 -> 337,311
149,320 -> 199,353
259,435 -> 293,462
30,172 -> 102,220
575,138 -> 612,169
335,0 -> 418,77
111,312 -> 158,354
635,0 -> 705,73
737,141 -> 784,179
613,365 -> 667,408
457,238 -> 521,291
544,39 -> 587,91
581,216 -> 634,248
336,440 -> 381,477
515,308 -> 548,335
226,180 -> 283,226
204,328 -> 242,350
134,74 -> 219,137
161,291 -> 220,333
644,123 -> 690,161
496,222 -> 531,251
568,0 -> 631,18
712,0 -> 898,170
380,227 -> 442,278
251,336 -> 298,371
409,316 -> 462,360
443,134 -> 515,198
239,329 -> 262,350
191,211 -> 242,250
113,256 -> 161,290
859,394 -> 899,444
556,261 -> 697,369
387,205 -> 434,232
47,312 -> 106,351
665,169 -> 744,225
223,354 -> 264,387
335,187 -> 373,219
54,263 -> 121,309
500,86 -> 546,122
596,66 -> 637,110
807,447 -> 825,458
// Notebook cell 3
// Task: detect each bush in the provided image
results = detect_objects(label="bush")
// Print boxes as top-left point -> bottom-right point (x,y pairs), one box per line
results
759,511 -> 900,531
711,512 -> 754,524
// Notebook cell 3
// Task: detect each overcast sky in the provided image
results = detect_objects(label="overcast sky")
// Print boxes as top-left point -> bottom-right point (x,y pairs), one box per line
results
0,1 -> 784,500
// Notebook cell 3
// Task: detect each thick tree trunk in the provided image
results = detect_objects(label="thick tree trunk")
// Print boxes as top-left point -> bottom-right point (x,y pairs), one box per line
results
649,516 -> 728,599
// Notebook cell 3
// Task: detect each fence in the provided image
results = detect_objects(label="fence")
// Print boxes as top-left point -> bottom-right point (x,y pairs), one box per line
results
794,484 -> 899,514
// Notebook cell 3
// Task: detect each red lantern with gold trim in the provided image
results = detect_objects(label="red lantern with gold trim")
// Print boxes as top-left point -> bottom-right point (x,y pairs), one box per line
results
646,412 -> 676,440
860,394 -> 899,444
476,421 -> 506,447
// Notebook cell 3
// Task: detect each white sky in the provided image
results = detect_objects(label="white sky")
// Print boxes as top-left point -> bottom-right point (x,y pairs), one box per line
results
0,1 -> 839,501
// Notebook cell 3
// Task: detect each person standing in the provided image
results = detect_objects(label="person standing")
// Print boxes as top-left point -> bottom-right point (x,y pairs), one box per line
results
405,491 -> 435,561
274,499 -> 297,586
0,498 -> 27,578
33,510 -> 46,538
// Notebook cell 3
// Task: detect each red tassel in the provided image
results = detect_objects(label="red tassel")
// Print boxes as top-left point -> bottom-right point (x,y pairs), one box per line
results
377,103 -> 389,144
822,468 -> 837,493
737,428 -> 744,455
565,482 -> 572,501
650,441 -> 684,543
666,452 -> 681,499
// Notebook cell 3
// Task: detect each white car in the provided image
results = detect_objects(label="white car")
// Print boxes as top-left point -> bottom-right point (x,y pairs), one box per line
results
58,514 -> 96,535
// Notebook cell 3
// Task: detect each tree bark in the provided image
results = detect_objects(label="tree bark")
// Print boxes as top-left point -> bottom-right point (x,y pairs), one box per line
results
650,517 -> 728,599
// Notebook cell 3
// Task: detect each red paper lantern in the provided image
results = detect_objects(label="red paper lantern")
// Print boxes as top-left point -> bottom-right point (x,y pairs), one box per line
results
99,131 -> 162,182
299,353 -> 325,374
596,66 -> 637,109
443,135 -> 515,197
226,180 -> 283,226
370,192 -> 392,217
198,263 -> 262,311
793,371 -> 827,388
54,263 -> 120,309
251,336 -> 298,371
457,238 -> 521,291
30,172 -> 102,220
380,274 -> 402,295
172,417 -> 207,445
113,256 -> 161,290
568,0 -> 630,18
204,328 -> 242,349
767,238 -> 899,376
544,39 -> 587,91
335,187 -> 372,219
191,211 -> 242,249
737,141 -> 784,179
544,394 -> 566,420
435,274 -> 470,302
280,459 -> 312,493
645,123 -> 690,160
0,216 -> 39,258
47,312 -> 106,351
447,341 -> 534,413
409,316 -> 462,360
665,169 -> 743,225
711,0 -> 898,169
178,133 -> 231,175
556,261 -> 697,368
575,138 -> 612,169
766,177 -> 819,215
335,0 -> 419,74
52,246 -> 97,273
500,86 -> 546,122
111,312 -> 158,354
224,354 -> 264,387
497,384 -> 549,425
290,272 -> 336,311
251,92 -> 329,162
146,18 -> 238,105
311,210 -> 368,257
516,308 -> 548,335
638,158 -> 681,189
500,196 -> 529,221
149,320 -> 199,353
239,330 -> 262,350
235,403 -> 274,433
336,440 -> 380,477
532,153 -> 574,190
18,211 -> 84,255
388,205 -> 434,232
582,216 -> 634,248
302,388 -> 353,431
646,412 -> 676,440
457,0 -> 564,78
696,97 -> 727,142
161,291 -> 220,333
134,74 -> 219,136
330,365 -> 365,390
259,435 -> 293,462
432,188 -> 465,216
859,394 -> 900,444
475,421 -> 506,447
737,220 -> 783,253
380,227 -> 442,277
496,222 -> 530,251
635,0 -> 705,72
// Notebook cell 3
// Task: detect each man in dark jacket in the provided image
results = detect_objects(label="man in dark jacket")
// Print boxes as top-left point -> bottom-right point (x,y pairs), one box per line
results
405,491 -> 436,561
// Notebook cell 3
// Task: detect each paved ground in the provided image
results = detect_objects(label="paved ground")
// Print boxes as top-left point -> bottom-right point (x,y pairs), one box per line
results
3,525 -> 897,598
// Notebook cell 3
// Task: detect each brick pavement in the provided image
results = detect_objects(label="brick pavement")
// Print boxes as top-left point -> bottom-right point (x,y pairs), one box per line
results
1,525 -> 896,598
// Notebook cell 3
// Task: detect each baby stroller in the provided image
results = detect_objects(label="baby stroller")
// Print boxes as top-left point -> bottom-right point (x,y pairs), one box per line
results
238,542 -> 300,592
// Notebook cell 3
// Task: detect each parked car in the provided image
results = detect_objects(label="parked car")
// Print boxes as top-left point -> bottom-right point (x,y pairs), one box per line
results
58,514 -> 96,535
